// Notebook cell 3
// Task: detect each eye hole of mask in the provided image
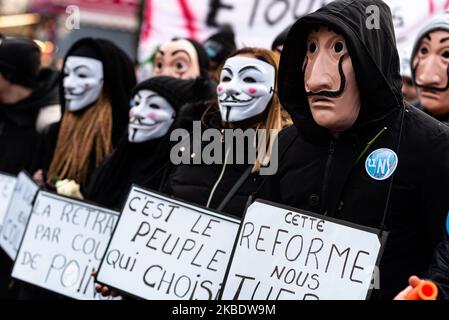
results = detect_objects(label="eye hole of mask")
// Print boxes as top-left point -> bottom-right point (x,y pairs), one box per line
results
243,77 -> 256,83
419,46 -> 429,55
149,103 -> 161,109
334,41 -> 346,53
309,42 -> 317,53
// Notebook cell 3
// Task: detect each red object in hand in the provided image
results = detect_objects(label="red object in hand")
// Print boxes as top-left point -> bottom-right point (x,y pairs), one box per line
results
405,280 -> 438,300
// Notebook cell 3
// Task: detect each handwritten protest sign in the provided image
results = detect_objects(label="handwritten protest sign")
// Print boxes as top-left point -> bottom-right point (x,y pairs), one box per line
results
0,171 -> 39,259
0,172 -> 17,231
96,186 -> 240,300
221,200 -> 385,300
12,191 -> 120,300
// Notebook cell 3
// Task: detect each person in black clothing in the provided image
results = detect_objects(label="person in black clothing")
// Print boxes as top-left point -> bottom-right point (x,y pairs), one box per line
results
0,37 -> 60,299
257,0 -> 449,299
395,231 -> 449,300
271,24 -> 292,54
33,38 -> 136,192
0,37 -> 60,175
163,47 -> 283,218
85,76 -> 212,210
411,12 -> 449,125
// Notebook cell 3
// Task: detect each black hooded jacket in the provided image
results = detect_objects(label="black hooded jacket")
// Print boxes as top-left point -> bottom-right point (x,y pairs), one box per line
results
0,68 -> 59,175
84,76 -> 211,210
35,38 -> 136,183
258,0 -> 449,299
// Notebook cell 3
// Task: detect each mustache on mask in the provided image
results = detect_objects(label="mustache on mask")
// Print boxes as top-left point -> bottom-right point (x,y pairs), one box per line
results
413,60 -> 449,92
304,56 -> 347,98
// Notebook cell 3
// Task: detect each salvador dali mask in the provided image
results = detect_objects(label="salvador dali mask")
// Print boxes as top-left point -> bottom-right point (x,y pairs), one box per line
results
413,30 -> 449,116
217,56 -> 275,122
63,56 -> 104,112
152,39 -> 200,80
128,89 -> 176,143
303,26 -> 361,134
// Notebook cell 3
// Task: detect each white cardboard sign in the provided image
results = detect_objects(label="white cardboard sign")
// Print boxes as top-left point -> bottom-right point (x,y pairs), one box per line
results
12,191 -> 120,300
0,171 -> 39,260
0,172 -> 17,231
221,200 -> 384,300
96,186 -> 240,300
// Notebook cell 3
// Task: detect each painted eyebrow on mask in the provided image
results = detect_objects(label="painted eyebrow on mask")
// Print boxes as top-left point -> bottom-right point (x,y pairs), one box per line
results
238,66 -> 262,75
157,49 -> 165,56
145,94 -> 159,103
440,37 -> 449,43
73,65 -> 91,73
222,67 -> 233,76
171,50 -> 192,61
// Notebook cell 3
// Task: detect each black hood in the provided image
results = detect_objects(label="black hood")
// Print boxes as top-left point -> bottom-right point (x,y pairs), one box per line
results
0,68 -> 59,127
60,38 -> 137,144
279,0 -> 403,142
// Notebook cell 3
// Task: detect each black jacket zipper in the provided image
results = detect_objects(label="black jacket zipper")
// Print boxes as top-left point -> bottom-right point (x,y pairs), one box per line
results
321,140 -> 336,216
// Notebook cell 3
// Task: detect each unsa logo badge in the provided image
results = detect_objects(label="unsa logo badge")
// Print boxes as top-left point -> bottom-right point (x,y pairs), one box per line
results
365,148 -> 398,181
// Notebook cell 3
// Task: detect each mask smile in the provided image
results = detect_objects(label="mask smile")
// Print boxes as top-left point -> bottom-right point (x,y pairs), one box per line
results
419,88 -> 440,100
129,121 -> 164,129
310,96 -> 336,108
65,88 -> 88,98
219,95 -> 255,104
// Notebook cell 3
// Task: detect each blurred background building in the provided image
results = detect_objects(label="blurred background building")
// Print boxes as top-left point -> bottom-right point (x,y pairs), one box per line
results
0,0 -> 142,68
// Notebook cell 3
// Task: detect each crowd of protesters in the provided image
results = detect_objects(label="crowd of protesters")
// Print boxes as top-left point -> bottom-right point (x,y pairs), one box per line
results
1,0 -> 449,300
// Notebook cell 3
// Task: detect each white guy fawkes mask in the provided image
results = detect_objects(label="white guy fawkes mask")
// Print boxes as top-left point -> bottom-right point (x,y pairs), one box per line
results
217,56 -> 275,122
63,56 -> 104,112
128,89 -> 176,143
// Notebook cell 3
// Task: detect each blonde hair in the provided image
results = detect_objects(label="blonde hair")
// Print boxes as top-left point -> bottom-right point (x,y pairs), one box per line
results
47,93 -> 113,187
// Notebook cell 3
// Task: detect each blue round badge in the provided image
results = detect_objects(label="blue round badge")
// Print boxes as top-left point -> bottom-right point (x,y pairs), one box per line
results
365,148 -> 398,181
446,213 -> 449,235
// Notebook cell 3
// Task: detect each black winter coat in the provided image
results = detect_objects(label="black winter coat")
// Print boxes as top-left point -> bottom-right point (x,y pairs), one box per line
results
0,68 -> 59,175
426,232 -> 449,299
85,134 -> 173,210
258,0 -> 449,299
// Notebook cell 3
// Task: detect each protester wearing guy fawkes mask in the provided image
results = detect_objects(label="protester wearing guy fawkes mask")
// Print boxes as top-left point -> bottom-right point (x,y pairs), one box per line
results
33,38 -> 136,193
85,76 -> 211,209
257,0 -> 449,299
162,48 -> 283,217
411,12 -> 449,125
